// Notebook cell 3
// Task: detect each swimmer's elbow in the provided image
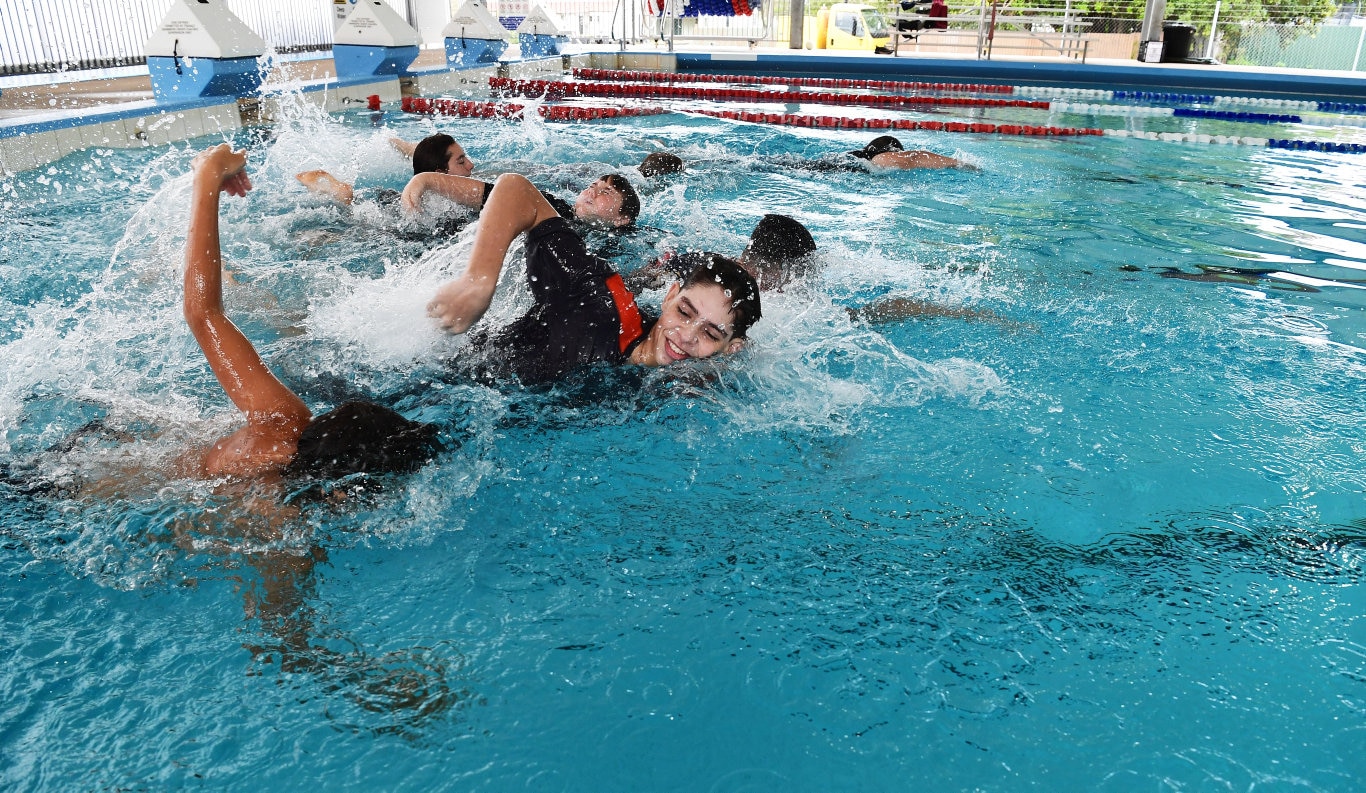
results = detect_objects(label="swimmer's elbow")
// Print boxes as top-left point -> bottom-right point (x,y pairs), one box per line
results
182,301 -> 226,336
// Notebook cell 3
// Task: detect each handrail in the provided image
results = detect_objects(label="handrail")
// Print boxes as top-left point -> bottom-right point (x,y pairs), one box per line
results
893,0 -> 1093,62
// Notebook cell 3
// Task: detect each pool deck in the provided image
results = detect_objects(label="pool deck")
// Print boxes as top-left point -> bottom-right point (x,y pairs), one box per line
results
3,42 -> 1366,174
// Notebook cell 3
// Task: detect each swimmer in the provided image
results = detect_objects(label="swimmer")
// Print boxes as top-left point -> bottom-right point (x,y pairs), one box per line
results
624,213 -> 1004,325
848,135 -> 966,170
426,173 -> 761,385
402,170 -> 641,229
187,144 -> 438,478
296,133 -> 474,206
624,213 -> 817,293
638,152 -> 684,179
768,134 -> 969,174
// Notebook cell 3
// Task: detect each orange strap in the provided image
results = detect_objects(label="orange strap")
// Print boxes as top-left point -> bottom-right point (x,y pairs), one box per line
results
605,274 -> 644,354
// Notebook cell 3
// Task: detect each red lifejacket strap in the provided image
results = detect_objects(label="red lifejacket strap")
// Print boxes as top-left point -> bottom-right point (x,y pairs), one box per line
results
605,273 -> 644,354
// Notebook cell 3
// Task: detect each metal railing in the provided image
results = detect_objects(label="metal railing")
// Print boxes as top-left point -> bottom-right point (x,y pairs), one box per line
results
0,0 -> 407,76
7,0 -> 1364,76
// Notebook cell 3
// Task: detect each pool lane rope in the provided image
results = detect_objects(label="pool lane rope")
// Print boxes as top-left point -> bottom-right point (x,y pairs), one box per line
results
571,67 -> 1011,95
392,88 -> 1366,153
490,77 -> 1049,111
399,95 -> 664,121
683,106 -> 1366,151
1048,101 -> 1302,123
576,70 -> 1366,117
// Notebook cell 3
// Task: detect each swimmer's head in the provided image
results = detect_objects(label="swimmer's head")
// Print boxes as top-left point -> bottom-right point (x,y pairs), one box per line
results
638,152 -> 684,178
413,134 -> 473,177
679,254 -> 762,341
850,135 -> 905,160
636,255 -> 762,366
574,174 -> 641,228
739,214 -> 818,290
286,401 -> 440,479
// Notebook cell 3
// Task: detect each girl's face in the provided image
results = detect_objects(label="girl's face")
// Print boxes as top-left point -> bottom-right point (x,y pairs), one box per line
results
633,282 -> 743,367
574,179 -> 629,227
444,143 -> 474,177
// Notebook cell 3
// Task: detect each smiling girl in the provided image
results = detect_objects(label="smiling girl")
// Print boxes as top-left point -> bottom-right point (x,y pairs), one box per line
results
426,173 -> 761,385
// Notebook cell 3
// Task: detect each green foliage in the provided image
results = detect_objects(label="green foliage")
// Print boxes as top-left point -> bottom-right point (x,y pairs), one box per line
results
951,0 -> 1340,25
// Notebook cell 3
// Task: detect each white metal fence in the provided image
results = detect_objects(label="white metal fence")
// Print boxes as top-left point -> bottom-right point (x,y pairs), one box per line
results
2,0 -> 1363,75
0,0 -> 405,75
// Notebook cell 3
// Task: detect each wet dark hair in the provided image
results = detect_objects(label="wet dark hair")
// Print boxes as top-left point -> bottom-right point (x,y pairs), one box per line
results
679,254 -> 762,340
600,173 -> 641,224
285,401 -> 440,479
849,135 -> 905,160
747,214 -> 816,264
638,152 -> 684,178
412,134 -> 458,175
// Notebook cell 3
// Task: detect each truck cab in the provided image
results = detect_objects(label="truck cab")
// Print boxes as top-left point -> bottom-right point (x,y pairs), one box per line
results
811,3 -> 892,52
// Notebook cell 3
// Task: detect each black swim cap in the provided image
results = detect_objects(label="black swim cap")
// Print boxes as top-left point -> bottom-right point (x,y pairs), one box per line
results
849,135 -> 905,159
638,152 -> 684,178
747,214 -> 817,263
287,401 -> 439,479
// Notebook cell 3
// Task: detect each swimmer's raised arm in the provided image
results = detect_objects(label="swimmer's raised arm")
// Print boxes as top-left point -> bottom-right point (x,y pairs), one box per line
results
401,172 -> 490,213
184,144 -> 311,475
427,173 -> 560,333
388,136 -> 417,158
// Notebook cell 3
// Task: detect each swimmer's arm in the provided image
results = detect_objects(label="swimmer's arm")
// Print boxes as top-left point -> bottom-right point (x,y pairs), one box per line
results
388,136 -> 417,158
184,146 -> 311,432
401,172 -> 490,213
849,296 -> 1005,324
427,174 -> 560,333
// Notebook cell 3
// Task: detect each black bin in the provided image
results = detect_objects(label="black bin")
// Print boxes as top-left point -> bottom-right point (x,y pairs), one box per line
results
1161,23 -> 1195,62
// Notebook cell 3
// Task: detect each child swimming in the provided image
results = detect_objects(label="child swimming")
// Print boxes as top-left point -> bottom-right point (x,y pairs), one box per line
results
423,173 -> 762,385
186,144 -> 438,479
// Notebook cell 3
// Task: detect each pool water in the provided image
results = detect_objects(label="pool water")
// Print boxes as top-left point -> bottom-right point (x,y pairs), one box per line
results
3,90 -> 1366,790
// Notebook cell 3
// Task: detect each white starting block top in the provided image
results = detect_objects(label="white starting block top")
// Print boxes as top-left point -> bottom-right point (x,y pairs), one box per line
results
145,0 -> 266,59
336,0 -> 420,47
516,4 -> 569,37
443,0 -> 511,41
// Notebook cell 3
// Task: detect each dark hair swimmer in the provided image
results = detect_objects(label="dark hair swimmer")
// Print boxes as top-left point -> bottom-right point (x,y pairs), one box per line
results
296,133 -> 474,206
403,170 -> 642,229
188,144 -> 438,479
848,135 -> 966,170
741,213 -> 818,290
425,173 -> 760,384
623,214 -> 818,295
638,152 -> 684,178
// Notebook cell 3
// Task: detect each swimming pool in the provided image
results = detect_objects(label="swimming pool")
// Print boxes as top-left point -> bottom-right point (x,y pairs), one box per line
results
3,82 -> 1366,790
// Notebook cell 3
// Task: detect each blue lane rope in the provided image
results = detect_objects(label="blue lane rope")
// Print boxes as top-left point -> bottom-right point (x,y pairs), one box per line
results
1267,138 -> 1366,153
1316,101 -> 1366,115
1172,108 -> 1302,123
1112,90 -> 1215,104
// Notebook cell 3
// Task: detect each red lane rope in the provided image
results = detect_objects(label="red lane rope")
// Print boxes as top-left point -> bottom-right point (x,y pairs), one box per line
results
688,107 -> 1103,135
572,67 -> 1012,95
400,96 -> 665,121
491,77 -> 1047,111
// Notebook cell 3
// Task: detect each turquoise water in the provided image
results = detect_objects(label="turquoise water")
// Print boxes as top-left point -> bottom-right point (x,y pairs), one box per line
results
3,94 -> 1366,790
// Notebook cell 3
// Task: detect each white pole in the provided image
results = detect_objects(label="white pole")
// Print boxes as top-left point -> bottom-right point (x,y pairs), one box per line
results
1354,21 -> 1366,72
1207,0 -> 1229,61
1204,1 -> 1220,60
